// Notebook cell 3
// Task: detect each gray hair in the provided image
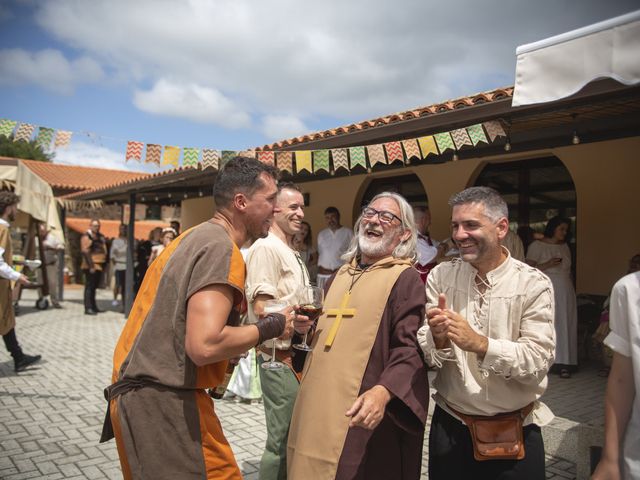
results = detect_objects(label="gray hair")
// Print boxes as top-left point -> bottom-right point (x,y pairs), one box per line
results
448,186 -> 508,222
342,192 -> 417,263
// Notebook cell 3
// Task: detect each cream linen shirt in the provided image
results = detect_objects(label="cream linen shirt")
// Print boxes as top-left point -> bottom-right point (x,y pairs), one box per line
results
317,226 -> 353,270
417,249 -> 556,426
245,232 -> 309,350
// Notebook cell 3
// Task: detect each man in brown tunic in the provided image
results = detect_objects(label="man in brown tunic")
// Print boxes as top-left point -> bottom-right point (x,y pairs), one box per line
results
0,191 -> 41,372
288,192 -> 429,480
101,157 -> 309,480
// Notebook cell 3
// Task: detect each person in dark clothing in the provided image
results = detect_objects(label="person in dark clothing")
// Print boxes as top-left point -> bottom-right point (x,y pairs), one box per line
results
80,219 -> 107,315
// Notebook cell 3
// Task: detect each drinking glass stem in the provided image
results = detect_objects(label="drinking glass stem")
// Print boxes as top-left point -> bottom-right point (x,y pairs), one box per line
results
271,342 -> 277,363
301,333 -> 308,346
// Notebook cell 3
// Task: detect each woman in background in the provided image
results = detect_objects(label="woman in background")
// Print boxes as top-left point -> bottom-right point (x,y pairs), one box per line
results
526,216 -> 578,378
148,227 -> 176,265
292,220 -> 317,284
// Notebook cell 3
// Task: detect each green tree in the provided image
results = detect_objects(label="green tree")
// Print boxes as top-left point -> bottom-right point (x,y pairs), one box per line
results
0,135 -> 54,161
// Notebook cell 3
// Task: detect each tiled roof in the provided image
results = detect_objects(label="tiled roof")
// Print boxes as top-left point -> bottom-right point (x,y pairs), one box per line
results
66,218 -> 169,241
61,164 -> 198,199
11,158 -> 149,192
256,86 -> 514,151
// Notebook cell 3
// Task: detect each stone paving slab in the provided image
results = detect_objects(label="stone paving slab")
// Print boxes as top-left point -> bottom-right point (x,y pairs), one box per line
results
0,287 -> 602,479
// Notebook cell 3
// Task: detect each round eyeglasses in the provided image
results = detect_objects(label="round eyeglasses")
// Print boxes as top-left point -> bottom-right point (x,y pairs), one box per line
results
361,207 -> 402,224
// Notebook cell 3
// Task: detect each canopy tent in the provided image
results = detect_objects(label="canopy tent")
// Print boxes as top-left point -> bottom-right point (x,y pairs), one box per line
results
0,160 -> 65,244
513,10 -> 640,107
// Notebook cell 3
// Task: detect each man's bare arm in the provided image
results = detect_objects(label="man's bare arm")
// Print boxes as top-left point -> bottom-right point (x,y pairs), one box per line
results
186,285 -> 268,366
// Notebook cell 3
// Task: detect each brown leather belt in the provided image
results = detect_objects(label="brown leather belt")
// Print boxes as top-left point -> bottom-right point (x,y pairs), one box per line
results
318,266 -> 338,275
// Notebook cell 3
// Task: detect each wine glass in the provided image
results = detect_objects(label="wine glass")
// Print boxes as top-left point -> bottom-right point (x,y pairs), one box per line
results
261,298 -> 289,370
292,285 -> 324,351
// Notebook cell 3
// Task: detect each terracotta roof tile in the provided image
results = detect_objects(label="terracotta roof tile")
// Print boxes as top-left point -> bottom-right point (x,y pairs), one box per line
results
11,158 -> 149,192
256,86 -> 514,151
66,217 -> 168,241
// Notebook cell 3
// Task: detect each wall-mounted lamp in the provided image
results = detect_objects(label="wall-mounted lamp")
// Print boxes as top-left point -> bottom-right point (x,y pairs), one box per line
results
572,131 -> 580,145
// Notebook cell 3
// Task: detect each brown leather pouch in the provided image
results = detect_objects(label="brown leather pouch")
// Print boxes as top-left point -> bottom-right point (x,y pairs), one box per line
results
449,403 -> 533,461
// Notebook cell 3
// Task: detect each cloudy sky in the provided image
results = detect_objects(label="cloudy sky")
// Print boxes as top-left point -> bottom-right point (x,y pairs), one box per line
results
0,0 -> 636,172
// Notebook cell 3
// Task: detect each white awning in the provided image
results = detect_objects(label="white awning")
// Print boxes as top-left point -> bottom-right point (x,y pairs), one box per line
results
513,10 -> 640,107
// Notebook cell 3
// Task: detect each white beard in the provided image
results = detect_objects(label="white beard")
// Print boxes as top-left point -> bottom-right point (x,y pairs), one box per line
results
358,222 -> 400,259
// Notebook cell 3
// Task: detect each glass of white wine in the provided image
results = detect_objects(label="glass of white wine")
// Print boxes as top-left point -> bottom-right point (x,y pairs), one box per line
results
261,298 -> 289,370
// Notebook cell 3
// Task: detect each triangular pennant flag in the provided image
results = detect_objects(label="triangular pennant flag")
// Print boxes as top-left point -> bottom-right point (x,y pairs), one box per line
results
221,151 -> 236,169
238,149 -> 256,159
401,139 -> 421,160
13,123 -> 35,142
418,136 -> 439,157
331,149 -> 348,172
367,144 -> 386,166
163,146 -> 180,167
258,151 -> 275,166
313,150 -> 330,173
295,151 -> 312,173
466,124 -> 489,146
0,119 -> 17,138
434,132 -> 455,153
384,141 -> 403,164
201,149 -> 219,170
54,130 -> 72,148
183,147 -> 200,168
451,128 -> 473,150
483,120 -> 507,141
145,144 -> 162,165
125,141 -> 144,162
349,146 -> 366,170
35,127 -> 54,150
276,151 -> 293,173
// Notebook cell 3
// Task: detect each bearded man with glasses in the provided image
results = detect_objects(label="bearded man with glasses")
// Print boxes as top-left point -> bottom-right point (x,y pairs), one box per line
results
288,192 -> 429,480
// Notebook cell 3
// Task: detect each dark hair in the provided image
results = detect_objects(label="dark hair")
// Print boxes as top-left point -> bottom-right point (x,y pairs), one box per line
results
278,181 -> 302,194
0,190 -> 20,215
324,206 -> 340,218
213,156 -> 278,207
543,216 -> 571,242
448,186 -> 508,221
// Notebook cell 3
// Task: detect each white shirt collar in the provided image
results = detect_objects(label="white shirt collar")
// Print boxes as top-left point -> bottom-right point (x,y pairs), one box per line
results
0,218 -> 9,227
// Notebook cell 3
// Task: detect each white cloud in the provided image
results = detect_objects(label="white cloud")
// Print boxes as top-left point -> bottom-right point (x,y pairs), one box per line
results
0,48 -> 104,95
133,79 -> 251,128
260,115 -> 309,141
54,141 -> 155,173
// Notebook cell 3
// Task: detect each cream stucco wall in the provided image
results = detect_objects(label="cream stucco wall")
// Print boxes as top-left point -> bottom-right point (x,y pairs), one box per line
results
179,136 -> 638,294
180,196 -> 215,230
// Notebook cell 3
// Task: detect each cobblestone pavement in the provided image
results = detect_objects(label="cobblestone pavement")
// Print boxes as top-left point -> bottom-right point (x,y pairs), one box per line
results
0,286 -> 601,479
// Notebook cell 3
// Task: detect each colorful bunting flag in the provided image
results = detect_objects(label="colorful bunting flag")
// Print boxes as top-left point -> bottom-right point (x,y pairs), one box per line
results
54,130 -> 72,148
451,128 -> 473,150
163,146 -> 180,167
238,149 -> 256,159
331,149 -> 349,172
384,141 -> 403,164
125,141 -> 144,162
313,150 -> 330,173
434,132 -> 454,153
14,123 -> 35,142
367,144 -> 386,166
483,120 -> 507,141
276,152 -> 293,173
183,147 -> 200,168
35,127 -> 54,150
466,124 -> 489,146
221,151 -> 236,169
295,151 -> 312,173
401,139 -> 421,160
0,119 -> 17,138
201,149 -> 219,170
418,136 -> 439,157
258,151 -> 275,166
145,144 -> 162,165
349,146 -> 367,170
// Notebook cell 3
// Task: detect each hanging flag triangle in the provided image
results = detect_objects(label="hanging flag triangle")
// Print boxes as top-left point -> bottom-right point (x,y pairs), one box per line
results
163,146 -> 180,167
295,151 -> 312,173
14,123 -> 35,142
466,124 -> 489,146
313,150 -> 330,173
145,144 -> 162,165
276,152 -> 293,173
331,149 -> 348,172
434,132 -> 454,153
183,147 -> 200,168
418,136 -> 438,157
202,149 -> 219,170
384,141 -> 403,164
125,141 -> 144,162
349,146 -> 366,170
0,119 -> 17,138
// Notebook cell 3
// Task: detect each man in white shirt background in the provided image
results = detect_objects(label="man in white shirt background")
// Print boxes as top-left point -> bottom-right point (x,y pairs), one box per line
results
316,206 -> 352,289
413,206 -> 440,283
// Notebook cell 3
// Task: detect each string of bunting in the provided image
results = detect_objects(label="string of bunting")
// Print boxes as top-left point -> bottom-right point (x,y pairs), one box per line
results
1,113 -> 506,174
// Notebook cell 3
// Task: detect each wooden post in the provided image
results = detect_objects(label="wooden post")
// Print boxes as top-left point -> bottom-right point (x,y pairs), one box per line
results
125,194 -> 136,317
